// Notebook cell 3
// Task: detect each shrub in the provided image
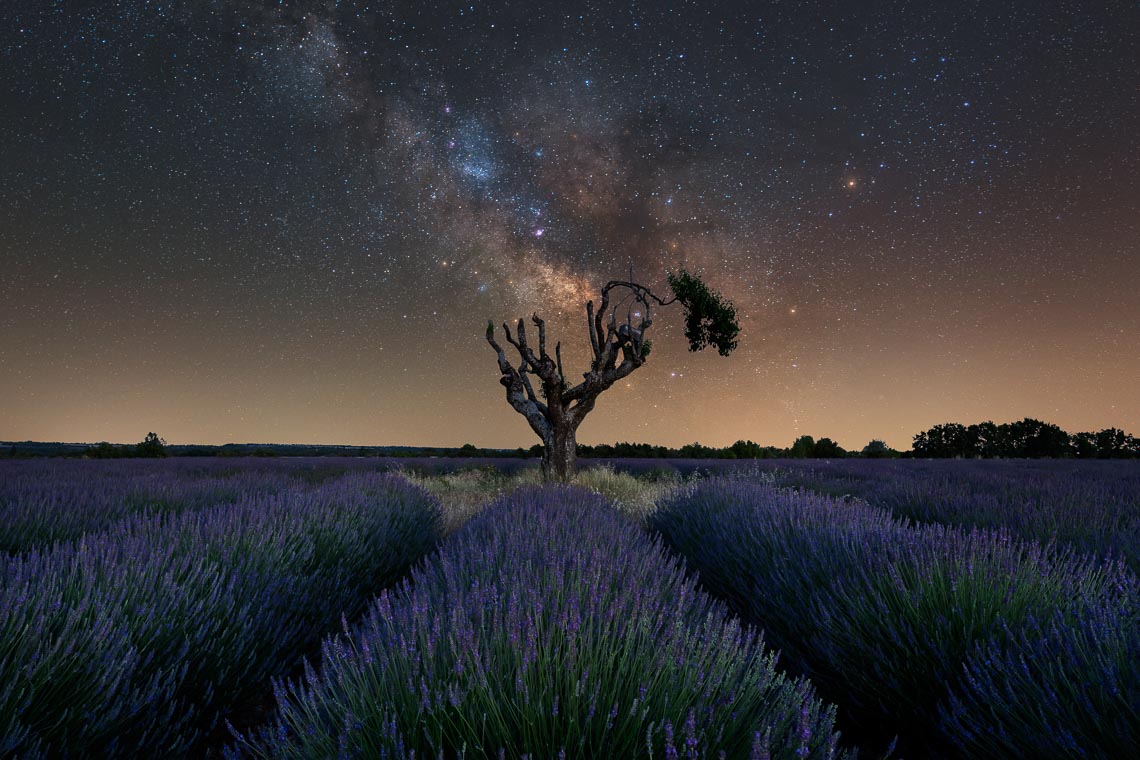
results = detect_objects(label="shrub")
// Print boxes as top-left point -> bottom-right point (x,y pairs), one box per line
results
768,459 -> 1140,569
136,432 -> 169,458
0,472 -> 440,756
942,591 -> 1140,756
650,479 -> 1136,756
400,463 -> 683,536
0,460 -> 299,552
231,486 -> 849,759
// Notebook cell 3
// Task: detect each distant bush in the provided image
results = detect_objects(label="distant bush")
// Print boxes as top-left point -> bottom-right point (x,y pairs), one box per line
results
136,432 -> 168,457
230,487 -> 849,759
650,478 -> 1137,756
84,441 -> 130,458
860,439 -> 896,458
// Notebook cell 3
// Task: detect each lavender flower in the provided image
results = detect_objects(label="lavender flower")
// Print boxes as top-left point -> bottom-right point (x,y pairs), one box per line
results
651,476 -> 1137,756
0,465 -> 440,756
232,486 -> 847,759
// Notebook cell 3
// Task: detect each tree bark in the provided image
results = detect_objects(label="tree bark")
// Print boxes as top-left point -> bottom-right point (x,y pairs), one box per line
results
541,421 -> 578,482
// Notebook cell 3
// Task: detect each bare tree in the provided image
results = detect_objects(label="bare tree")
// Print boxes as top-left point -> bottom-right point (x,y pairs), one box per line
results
486,268 -> 740,481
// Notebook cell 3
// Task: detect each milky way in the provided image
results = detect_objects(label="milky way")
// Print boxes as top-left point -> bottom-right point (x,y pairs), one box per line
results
1,1 -> 1137,449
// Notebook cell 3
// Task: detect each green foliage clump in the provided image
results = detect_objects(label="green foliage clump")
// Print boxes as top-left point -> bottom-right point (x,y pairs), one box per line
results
666,268 -> 740,356
790,435 -> 815,458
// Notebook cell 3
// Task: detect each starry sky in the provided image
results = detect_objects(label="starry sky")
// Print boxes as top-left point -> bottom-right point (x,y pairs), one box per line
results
1,1 -> 1137,451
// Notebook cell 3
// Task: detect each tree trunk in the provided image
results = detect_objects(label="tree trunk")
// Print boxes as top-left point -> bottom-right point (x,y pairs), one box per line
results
541,422 -> 578,482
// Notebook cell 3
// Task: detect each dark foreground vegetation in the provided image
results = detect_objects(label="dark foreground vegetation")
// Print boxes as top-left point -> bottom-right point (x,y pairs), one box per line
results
230,487 -> 844,758
765,458 -> 1140,569
650,478 -> 1138,757
0,456 -> 1136,757
0,466 -> 440,756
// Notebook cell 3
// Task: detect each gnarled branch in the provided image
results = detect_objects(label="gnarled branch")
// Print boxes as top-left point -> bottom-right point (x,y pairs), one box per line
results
586,300 -> 600,359
486,323 -> 550,438
502,321 -> 541,373
532,313 -> 548,359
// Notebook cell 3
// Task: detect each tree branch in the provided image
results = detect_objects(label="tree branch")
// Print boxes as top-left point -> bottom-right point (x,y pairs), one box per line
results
486,324 -> 551,439
532,313 -> 548,360
593,288 -> 610,366
563,379 -> 587,403
600,280 -> 678,308
586,300 -> 600,359
489,272 -> 696,444
502,321 -> 541,372
601,309 -> 621,369
486,326 -> 514,376
519,366 -> 548,415
564,298 -> 650,406
515,318 -> 529,354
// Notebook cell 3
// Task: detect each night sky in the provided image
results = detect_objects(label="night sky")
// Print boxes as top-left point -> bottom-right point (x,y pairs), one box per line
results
1,1 -> 1137,451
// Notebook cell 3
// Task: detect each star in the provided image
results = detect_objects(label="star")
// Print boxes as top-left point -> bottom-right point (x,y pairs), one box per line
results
0,0 -> 1133,454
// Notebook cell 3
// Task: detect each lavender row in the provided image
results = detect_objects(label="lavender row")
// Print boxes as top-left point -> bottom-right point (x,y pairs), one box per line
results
0,471 -> 440,757
942,597 -> 1139,757
767,459 -> 1140,568
0,458 -> 397,554
649,479 -> 1138,757
230,486 -> 850,759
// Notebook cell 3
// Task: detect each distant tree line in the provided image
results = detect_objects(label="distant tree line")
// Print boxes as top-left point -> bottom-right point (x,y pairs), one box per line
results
83,433 -> 169,459
572,435 -> 896,460
7,435 -> 898,460
912,418 -> 1140,459
7,420 -> 1136,461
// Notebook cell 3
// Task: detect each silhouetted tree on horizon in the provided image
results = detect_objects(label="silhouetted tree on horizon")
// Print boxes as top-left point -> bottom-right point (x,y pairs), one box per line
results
789,435 -> 815,458
861,439 -> 896,458
1091,427 -> 1136,458
812,437 -> 845,458
136,432 -> 168,458
912,423 -> 976,458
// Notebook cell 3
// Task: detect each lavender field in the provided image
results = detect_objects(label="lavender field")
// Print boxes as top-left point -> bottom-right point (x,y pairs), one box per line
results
0,461 -> 441,756
763,459 -> 1140,570
1,457 -> 1137,757
650,476 -> 1139,757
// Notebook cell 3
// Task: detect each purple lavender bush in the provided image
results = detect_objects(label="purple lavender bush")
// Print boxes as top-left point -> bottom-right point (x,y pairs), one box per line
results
769,459 -> 1140,568
941,588 -> 1140,756
649,478 -> 1138,757
229,486 -> 850,759
0,471 -> 440,757
0,459 -> 309,552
